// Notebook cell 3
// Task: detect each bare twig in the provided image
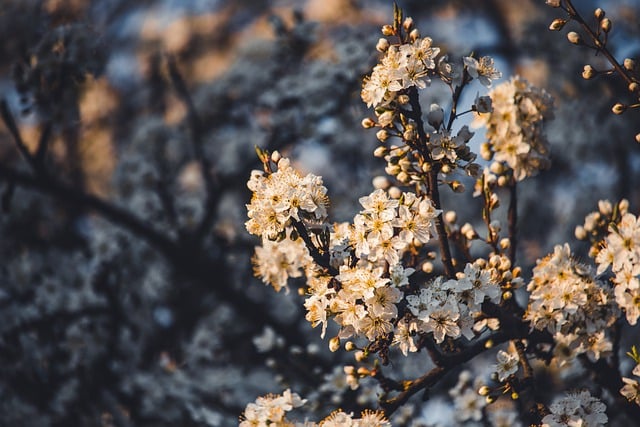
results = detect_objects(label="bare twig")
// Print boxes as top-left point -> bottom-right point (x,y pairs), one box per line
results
508,179 -> 517,263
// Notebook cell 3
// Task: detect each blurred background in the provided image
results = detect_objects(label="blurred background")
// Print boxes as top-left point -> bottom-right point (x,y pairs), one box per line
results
0,0 -> 639,426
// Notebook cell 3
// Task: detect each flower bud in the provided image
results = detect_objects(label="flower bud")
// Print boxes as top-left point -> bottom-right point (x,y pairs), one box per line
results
479,386 -> 491,396
271,150 -> 282,163
549,18 -> 567,31
600,18 -> 611,33
376,37 -> 390,52
345,341 -> 357,351
388,186 -> 402,199
619,199 -> 630,213
598,199 -> 612,215
499,238 -> 511,249
385,164 -> 401,175
373,146 -> 387,158
629,82 -> 639,93
582,64 -> 596,79
361,117 -> 375,128
575,225 -> 587,240
612,103 -> 626,114
461,223 -> 476,240
329,336 -> 340,352
381,24 -> 394,36
489,254 -> 501,267
444,210 -> 457,224
489,161 -> 504,175
567,31 -> 581,44
402,17 -> 414,31
396,171 -> 409,183
402,124 -> 416,140
480,143 -> 493,161
372,175 -> 390,190
636,133 -> 640,144
421,261 -> 434,273
409,29 -> 420,41
594,8 -> 605,20
397,94 -> 410,104
624,58 -> 636,71
357,367 -> 370,376
427,103 -> 444,127
376,129 -> 389,141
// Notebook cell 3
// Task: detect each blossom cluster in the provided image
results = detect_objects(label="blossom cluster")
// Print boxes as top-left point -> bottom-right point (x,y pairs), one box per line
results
350,189 -> 439,264
524,244 -> 618,364
239,389 -> 390,427
360,15 -> 500,192
361,36 -> 440,109
307,188 -> 439,342
541,390 -> 608,427
593,210 -> 640,325
252,237 -> 314,292
405,263 -> 501,344
246,156 -> 329,241
476,76 -> 554,181
243,5 -> 638,426
239,389 -> 307,426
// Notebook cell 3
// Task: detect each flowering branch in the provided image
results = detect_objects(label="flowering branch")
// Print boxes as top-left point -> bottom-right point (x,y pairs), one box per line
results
241,4 -> 640,426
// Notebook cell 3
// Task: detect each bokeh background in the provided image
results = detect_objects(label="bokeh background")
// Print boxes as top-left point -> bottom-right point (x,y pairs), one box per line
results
0,0 -> 639,425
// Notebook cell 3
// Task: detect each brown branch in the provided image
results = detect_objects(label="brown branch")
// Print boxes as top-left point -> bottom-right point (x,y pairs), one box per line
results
508,179 -> 517,263
0,163 -> 181,259
381,330 -> 514,417
405,86 -> 456,278
562,1 -> 638,93
291,219 -> 337,275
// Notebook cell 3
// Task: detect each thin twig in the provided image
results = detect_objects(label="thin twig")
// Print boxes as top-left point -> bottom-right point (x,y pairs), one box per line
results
563,1 -> 638,93
508,179 -> 517,263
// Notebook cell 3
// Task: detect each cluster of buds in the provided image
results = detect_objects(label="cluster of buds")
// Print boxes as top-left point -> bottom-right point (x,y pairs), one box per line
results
547,1 -> 640,142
